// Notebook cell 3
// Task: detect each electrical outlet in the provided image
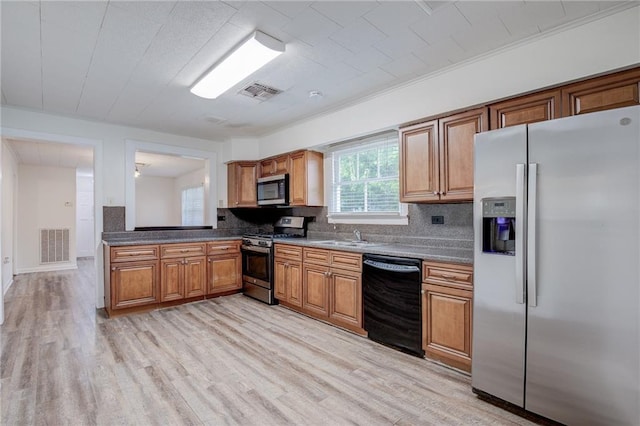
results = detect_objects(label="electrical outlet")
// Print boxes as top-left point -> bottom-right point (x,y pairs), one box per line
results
217,215 -> 226,221
431,215 -> 444,224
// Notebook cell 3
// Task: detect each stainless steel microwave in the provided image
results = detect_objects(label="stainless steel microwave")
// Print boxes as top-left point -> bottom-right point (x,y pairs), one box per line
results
257,174 -> 289,206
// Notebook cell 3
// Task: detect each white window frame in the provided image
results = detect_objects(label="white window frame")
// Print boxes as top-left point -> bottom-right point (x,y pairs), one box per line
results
326,131 -> 408,226
181,185 -> 205,226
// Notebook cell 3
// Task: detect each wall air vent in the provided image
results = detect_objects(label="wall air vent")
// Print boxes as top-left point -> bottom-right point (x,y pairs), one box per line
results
238,82 -> 282,101
40,229 -> 70,264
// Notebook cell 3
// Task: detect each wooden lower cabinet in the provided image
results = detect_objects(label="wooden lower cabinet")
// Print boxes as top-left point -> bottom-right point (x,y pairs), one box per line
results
161,256 -> 207,301
328,268 -> 362,330
422,261 -> 473,372
275,258 -> 303,307
294,247 -> 364,334
302,264 -> 330,317
105,240 -> 241,317
110,260 -> 160,310
207,254 -> 241,295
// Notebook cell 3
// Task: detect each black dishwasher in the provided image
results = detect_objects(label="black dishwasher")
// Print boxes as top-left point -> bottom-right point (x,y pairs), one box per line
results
363,254 -> 424,357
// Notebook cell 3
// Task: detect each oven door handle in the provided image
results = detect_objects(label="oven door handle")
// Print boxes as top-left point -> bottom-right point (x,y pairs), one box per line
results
241,245 -> 271,254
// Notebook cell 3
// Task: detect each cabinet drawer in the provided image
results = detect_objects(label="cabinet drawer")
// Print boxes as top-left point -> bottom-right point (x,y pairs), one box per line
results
303,248 -> 330,265
207,241 -> 240,255
111,245 -> 159,262
161,243 -> 206,258
330,251 -> 362,272
423,262 -> 473,289
274,244 -> 303,261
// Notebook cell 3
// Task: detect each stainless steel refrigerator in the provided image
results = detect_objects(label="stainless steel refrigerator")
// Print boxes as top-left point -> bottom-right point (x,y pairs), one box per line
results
472,105 -> 639,425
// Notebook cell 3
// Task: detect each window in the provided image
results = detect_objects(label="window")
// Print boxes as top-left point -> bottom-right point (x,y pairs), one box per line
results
329,131 -> 407,225
181,185 -> 204,226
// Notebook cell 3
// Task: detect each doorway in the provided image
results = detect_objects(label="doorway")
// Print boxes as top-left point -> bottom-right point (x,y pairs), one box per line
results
0,130 -> 103,325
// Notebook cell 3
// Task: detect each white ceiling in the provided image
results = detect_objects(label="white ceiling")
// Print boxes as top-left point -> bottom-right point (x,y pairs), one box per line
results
5,137 -> 94,175
135,151 -> 205,178
0,1 -> 632,141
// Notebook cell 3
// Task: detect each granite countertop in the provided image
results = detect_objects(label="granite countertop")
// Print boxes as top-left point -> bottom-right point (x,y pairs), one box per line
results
103,235 -> 243,246
102,234 -> 473,264
275,238 -> 473,265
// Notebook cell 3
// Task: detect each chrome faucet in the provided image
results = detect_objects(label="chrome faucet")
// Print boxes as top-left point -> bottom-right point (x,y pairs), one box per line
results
353,229 -> 362,242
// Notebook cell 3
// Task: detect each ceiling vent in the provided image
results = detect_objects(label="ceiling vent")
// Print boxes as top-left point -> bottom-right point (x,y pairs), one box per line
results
238,82 -> 282,101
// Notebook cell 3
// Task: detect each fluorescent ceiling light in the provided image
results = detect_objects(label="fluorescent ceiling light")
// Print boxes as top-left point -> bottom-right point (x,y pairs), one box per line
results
190,31 -> 285,99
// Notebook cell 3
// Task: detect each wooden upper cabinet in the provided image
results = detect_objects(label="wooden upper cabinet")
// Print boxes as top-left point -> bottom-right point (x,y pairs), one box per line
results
562,68 -> 640,116
489,90 -> 561,129
289,150 -> 324,206
227,161 -> 257,208
399,120 -> 440,203
259,154 -> 289,178
439,107 -> 487,202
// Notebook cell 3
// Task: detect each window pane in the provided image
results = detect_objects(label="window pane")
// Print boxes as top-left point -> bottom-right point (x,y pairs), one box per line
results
358,148 -> 377,179
379,146 -> 399,177
367,180 -> 399,212
182,186 -> 204,226
330,131 -> 400,216
338,183 -> 365,212
338,153 -> 357,182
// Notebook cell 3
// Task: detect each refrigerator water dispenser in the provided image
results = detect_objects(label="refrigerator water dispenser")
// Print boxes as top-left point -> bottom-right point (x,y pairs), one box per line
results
482,197 -> 516,255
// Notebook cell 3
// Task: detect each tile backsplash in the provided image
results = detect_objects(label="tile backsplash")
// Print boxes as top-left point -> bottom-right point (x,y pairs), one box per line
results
104,204 -> 473,249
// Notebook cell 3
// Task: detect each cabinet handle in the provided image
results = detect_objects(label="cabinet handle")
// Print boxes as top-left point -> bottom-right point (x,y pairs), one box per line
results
181,249 -> 189,253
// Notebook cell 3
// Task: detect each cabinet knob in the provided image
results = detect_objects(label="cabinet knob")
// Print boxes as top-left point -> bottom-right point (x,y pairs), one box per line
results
433,191 -> 438,195
441,191 -> 446,195
111,266 -> 116,271
421,289 -> 425,294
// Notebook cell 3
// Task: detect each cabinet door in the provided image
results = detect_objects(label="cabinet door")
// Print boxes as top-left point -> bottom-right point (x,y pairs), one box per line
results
161,259 -> 184,302
489,90 -> 561,129
184,256 -> 207,298
289,151 -> 307,206
259,159 -> 275,177
274,155 -> 289,175
289,151 -> 323,206
274,258 -> 287,301
422,283 -> 473,372
111,261 -> 159,309
208,254 -> 241,294
562,68 -> 640,116
399,120 -> 440,202
328,268 -> 362,329
287,261 -> 303,307
303,264 -> 329,317
228,162 -> 257,207
439,107 -> 487,202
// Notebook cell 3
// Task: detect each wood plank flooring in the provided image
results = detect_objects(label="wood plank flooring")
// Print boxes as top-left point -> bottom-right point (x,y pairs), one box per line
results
1,259 -> 535,425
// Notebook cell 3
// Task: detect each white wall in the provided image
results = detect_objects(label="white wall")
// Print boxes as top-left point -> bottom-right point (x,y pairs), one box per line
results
76,173 -> 95,258
17,164 -> 77,273
135,175 -> 180,226
0,109 -> 230,207
259,7 -> 640,156
1,141 -> 18,294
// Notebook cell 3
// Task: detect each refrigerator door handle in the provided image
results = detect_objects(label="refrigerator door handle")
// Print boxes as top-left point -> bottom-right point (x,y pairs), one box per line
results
515,164 -> 526,304
527,163 -> 538,307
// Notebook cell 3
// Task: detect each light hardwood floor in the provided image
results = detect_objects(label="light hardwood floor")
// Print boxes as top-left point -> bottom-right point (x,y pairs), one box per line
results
1,259 -> 535,425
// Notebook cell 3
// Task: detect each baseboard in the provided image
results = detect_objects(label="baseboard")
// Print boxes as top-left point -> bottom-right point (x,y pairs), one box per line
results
3,278 -> 14,295
16,263 -> 78,274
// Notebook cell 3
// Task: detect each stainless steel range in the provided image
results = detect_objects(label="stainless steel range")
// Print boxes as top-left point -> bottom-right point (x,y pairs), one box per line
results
241,216 -> 307,305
